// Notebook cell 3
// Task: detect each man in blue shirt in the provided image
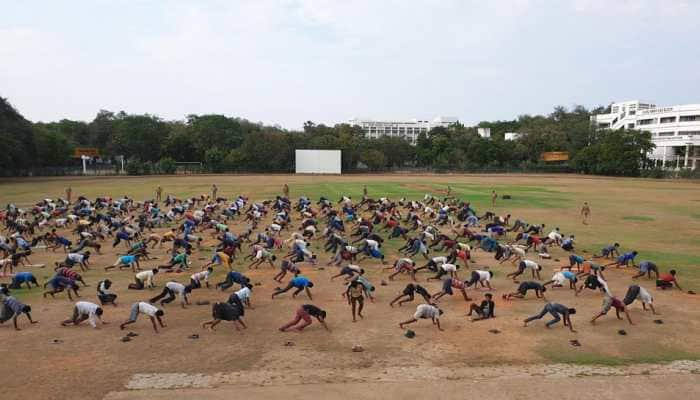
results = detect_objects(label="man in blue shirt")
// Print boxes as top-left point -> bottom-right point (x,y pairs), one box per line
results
632,260 -> 660,280
9,271 -> 39,290
596,243 -> 620,259
271,275 -> 315,300
0,295 -> 37,330
604,250 -> 638,268
216,271 -> 250,291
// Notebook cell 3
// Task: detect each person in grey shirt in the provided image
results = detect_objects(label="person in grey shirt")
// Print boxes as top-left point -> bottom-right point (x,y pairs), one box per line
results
523,302 -> 577,332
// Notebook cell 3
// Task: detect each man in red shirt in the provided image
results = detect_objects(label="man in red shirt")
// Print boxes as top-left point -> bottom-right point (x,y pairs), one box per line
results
657,270 -> 682,290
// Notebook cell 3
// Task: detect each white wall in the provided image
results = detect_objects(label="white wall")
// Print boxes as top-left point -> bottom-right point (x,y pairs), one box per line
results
295,150 -> 342,174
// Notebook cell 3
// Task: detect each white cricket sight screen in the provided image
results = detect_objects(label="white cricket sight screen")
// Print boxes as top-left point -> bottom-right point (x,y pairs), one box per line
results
295,150 -> 341,174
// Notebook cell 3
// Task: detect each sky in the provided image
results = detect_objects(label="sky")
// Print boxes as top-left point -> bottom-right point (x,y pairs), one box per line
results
2,0 -> 699,130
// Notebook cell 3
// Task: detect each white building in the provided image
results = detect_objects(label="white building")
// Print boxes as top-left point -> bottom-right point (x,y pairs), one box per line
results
504,132 -> 523,141
591,100 -> 700,169
348,116 -> 459,145
477,127 -> 491,139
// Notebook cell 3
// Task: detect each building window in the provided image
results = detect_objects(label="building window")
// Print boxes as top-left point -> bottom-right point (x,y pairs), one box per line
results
658,132 -> 675,137
679,115 -> 700,122
660,116 -> 677,124
638,119 -> 655,125
680,131 -> 700,136
627,123 -> 635,129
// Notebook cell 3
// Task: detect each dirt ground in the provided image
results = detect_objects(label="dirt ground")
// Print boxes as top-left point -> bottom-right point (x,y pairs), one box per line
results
104,369 -> 700,400
1,174 -> 699,400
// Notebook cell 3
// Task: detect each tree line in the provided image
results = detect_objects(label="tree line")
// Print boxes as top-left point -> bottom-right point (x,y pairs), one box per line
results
0,96 -> 655,177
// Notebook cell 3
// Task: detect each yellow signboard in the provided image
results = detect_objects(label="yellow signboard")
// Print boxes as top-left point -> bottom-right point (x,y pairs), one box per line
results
541,151 -> 569,162
73,147 -> 100,158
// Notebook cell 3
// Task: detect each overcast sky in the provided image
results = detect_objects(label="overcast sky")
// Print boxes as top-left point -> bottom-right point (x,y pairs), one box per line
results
2,0 -> 699,129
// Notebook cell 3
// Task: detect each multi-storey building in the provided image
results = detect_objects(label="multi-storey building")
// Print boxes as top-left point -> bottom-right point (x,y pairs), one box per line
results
348,116 -> 458,145
591,100 -> 699,169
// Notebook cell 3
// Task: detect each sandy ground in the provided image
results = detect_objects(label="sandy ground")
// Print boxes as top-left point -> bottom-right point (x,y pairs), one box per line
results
1,174 -> 699,400
105,374 -> 700,400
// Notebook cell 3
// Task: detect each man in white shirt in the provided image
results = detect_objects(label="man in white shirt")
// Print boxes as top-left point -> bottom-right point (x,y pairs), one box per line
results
427,263 -> 459,281
622,285 -> 658,315
228,284 -> 254,309
190,267 -> 213,289
63,251 -> 91,271
546,228 -> 563,245
149,281 -> 192,308
399,303 -> 444,331
507,259 -> 542,281
416,256 -> 448,273
61,301 -> 106,329
465,270 -> 494,290
129,269 -> 158,290
120,301 -> 165,333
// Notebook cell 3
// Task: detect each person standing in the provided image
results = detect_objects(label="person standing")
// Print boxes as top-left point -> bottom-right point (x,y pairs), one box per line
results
65,186 -> 72,204
211,184 -> 218,200
581,202 -> 591,225
491,190 -> 497,207
283,184 -> 290,198
345,280 -> 365,322
156,186 -> 163,203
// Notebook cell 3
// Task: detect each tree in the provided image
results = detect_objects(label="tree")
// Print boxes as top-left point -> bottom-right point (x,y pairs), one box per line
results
0,97 -> 37,172
204,148 -> 227,173
113,114 -> 170,161
33,125 -> 72,166
360,149 -> 386,171
235,132 -> 292,172
157,157 -> 177,174
89,110 -> 117,156
187,114 -> 247,159
373,137 -> 415,168
162,122 -> 197,161
572,129 -> 654,176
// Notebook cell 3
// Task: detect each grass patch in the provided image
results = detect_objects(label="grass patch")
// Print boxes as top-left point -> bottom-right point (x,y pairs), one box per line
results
283,182 -> 571,211
622,216 -> 655,222
540,345 -> 700,366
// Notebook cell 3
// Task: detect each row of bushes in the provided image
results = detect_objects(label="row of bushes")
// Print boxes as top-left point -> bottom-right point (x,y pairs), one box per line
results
640,166 -> 700,179
124,157 -> 700,179
125,158 -> 179,175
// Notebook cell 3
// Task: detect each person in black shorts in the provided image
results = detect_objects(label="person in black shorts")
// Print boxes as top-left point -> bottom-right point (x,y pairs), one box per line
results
468,293 -> 495,321
389,283 -> 432,307
273,260 -> 300,283
502,281 -> 546,300
575,275 -> 608,296
465,270 -> 494,290
631,261 -> 659,280
330,265 -> 363,281
202,302 -> 246,331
